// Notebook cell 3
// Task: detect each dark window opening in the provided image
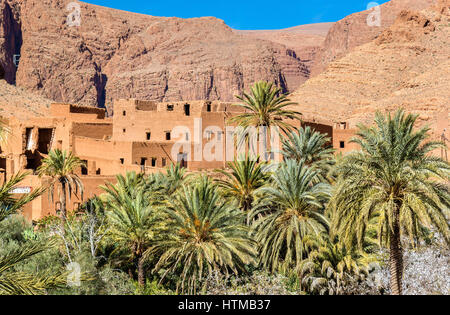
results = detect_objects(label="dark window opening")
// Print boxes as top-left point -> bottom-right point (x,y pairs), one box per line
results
122,129 -> 126,134
162,158 -> 167,167
120,158 -> 124,165
96,168 -> 101,175
340,141 -> 345,149
140,158 -> 147,166
177,153 -> 188,169
166,132 -> 171,141
151,158 -> 157,167
81,160 -> 88,175
37,128 -> 53,154
184,104 -> 190,116
167,105 -> 174,111
206,103 -> 212,112
146,132 -> 151,140
123,111 -> 127,116
25,151 -> 43,171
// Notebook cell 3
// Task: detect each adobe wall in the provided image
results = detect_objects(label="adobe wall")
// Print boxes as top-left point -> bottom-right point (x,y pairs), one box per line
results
21,175 -> 117,223
51,103 -> 105,120
333,129 -> 359,154
72,122 -> 113,139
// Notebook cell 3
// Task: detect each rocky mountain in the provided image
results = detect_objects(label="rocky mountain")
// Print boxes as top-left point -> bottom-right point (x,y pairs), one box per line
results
0,79 -> 51,119
290,0 -> 449,141
312,0 -> 438,75
0,0 -> 313,113
235,23 -> 333,75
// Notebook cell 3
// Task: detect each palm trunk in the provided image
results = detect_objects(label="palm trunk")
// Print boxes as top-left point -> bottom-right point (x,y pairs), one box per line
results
138,256 -> 145,287
389,211 -> 403,295
60,180 -> 67,232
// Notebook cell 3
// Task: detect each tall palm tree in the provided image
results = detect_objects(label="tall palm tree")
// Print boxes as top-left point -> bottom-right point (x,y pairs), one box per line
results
102,173 -> 162,287
149,176 -> 256,294
229,81 -> 302,160
331,110 -> 450,295
37,150 -> 85,226
215,156 -> 269,214
251,160 -> 331,273
281,126 -> 335,178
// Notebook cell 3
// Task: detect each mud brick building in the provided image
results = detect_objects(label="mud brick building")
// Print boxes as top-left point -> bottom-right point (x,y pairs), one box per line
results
0,99 -> 358,222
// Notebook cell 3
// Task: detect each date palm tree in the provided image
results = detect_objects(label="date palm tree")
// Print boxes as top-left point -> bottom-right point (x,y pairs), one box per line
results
215,156 -> 269,214
331,110 -> 450,295
0,241 -> 70,295
251,160 -> 331,273
298,236 -> 371,295
149,176 -> 256,294
0,174 -> 69,295
37,150 -> 85,227
281,126 -> 335,179
229,81 -> 302,160
102,172 -> 162,287
0,172 -> 45,221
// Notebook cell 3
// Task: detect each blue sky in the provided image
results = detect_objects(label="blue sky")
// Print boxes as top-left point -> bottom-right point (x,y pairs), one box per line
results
83,0 -> 390,30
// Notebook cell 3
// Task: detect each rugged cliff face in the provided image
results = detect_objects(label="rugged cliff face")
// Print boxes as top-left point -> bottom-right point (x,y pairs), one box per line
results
0,0 -> 311,113
290,1 -> 449,140
0,0 -> 21,83
311,0 -> 437,75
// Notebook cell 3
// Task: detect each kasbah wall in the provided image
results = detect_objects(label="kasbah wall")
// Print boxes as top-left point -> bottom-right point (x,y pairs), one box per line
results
1,99 -> 447,223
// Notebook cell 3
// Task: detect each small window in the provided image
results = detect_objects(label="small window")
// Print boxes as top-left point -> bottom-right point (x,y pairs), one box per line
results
123,111 -> 126,116
184,104 -> 190,116
96,168 -> 101,175
162,158 -> 167,167
340,141 -> 345,149
140,158 -> 147,166
146,132 -> 151,141
206,103 -> 212,112
81,160 -> 88,175
166,132 -> 171,141
151,158 -> 157,167
120,158 -> 124,165
123,128 -> 126,134
167,105 -> 174,111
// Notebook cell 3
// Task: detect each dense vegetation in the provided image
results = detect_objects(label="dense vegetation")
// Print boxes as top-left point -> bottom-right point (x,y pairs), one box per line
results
0,83 -> 448,295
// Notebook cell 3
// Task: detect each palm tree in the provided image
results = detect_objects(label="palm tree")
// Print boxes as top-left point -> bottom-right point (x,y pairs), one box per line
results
229,81 -> 302,160
251,160 -> 331,273
215,156 -> 269,214
281,126 -> 335,178
0,174 -> 69,295
331,110 -> 450,295
0,172 -> 45,221
37,150 -> 85,226
149,176 -> 256,294
298,235 -> 371,295
102,173 -> 162,287
0,241 -> 70,295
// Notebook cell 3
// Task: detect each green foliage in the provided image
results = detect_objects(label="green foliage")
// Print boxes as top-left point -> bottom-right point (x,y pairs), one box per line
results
215,156 -> 270,214
229,81 -> 302,133
281,126 -> 335,180
150,176 -> 256,294
251,160 -> 331,273
331,110 -> 450,248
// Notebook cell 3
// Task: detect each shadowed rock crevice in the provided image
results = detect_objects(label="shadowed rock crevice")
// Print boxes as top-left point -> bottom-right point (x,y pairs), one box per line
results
0,0 -> 22,84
